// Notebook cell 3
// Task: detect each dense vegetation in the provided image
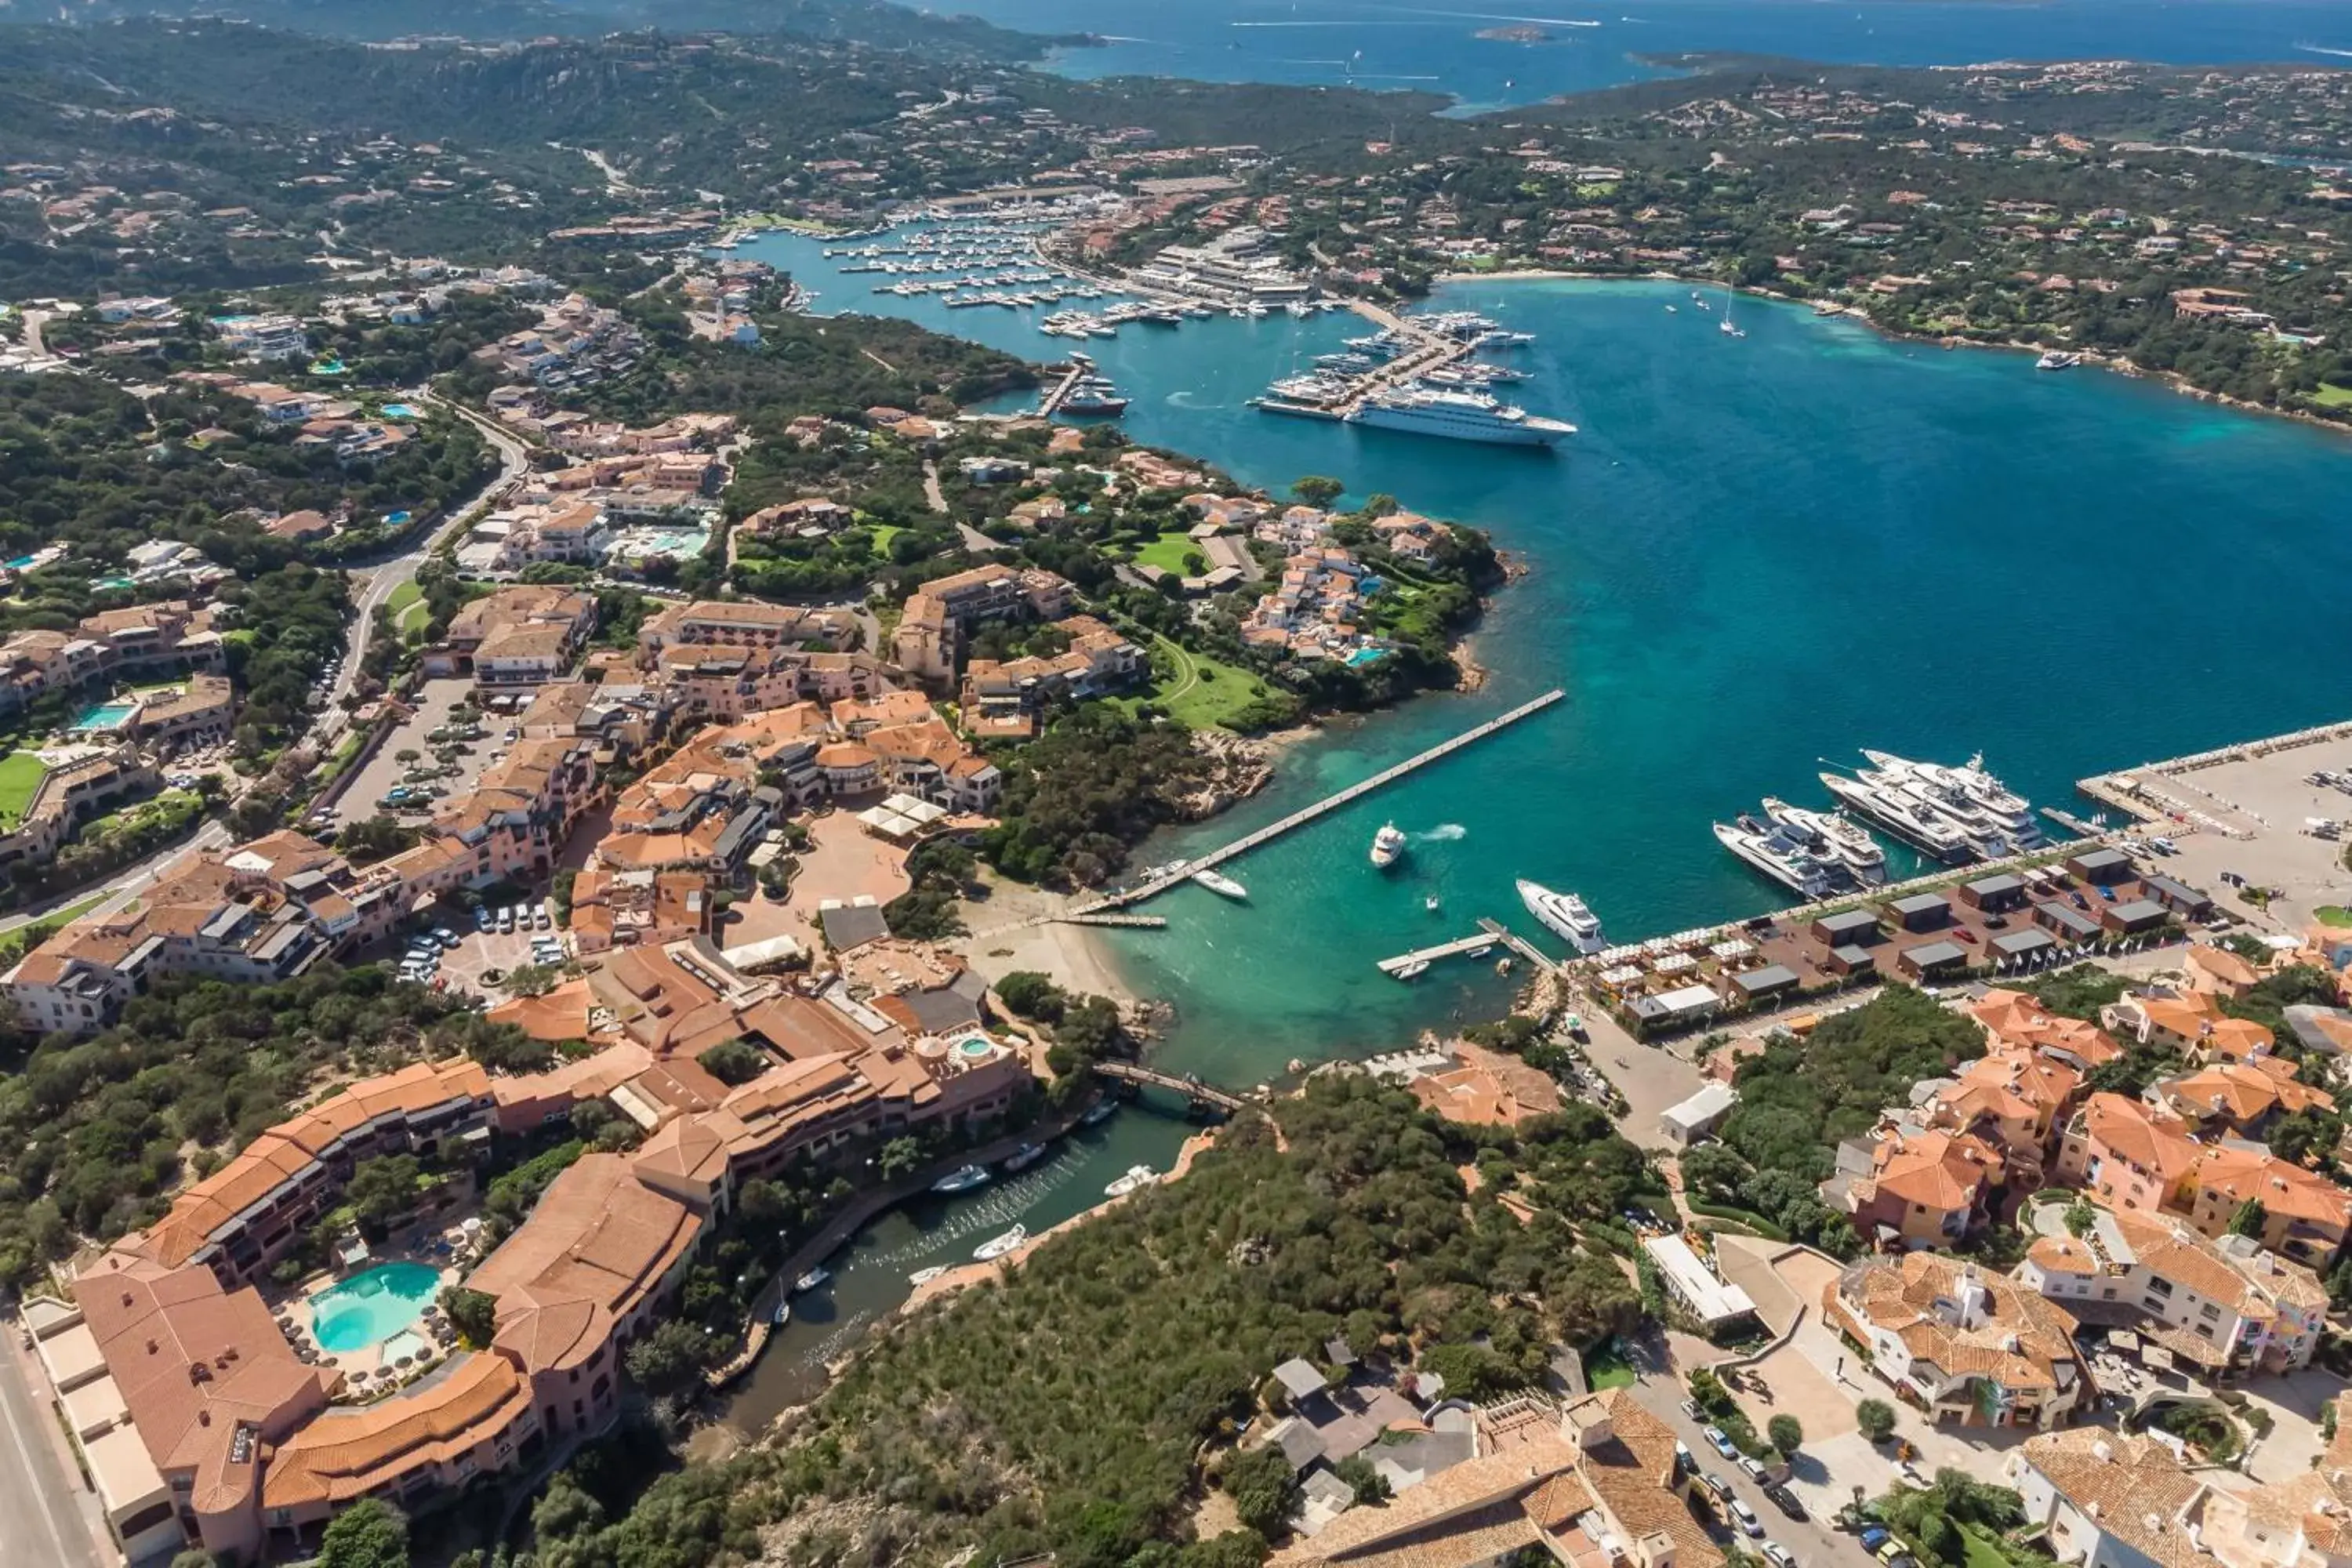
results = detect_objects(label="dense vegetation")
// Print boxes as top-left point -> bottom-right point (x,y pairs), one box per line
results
0,967 -> 538,1287
979,706 -> 1213,886
517,1077 -> 1653,1568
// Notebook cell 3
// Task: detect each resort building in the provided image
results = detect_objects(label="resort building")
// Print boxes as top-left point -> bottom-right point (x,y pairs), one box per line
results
1267,1389 -> 1722,1568
2017,1205 -> 2325,1377
1823,1253 -> 2090,1429
637,599 -> 855,655
1824,1124 -> 2006,1250
0,745 -> 159,873
2010,1428 -> 2212,1568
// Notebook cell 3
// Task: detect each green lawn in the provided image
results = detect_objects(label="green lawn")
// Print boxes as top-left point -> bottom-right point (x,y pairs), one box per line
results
386,579 -> 423,616
2310,383 -> 2352,409
1131,530 -> 1208,575
397,599 -> 432,635
1117,636 -> 1281,731
2317,906 -> 2352,928
0,750 -> 49,831
1960,1526 -> 2015,1568
1584,1338 -> 1638,1391
867,523 -> 909,561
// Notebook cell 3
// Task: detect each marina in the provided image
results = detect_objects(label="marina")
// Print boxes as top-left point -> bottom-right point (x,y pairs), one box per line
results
1374,930 -> 1504,978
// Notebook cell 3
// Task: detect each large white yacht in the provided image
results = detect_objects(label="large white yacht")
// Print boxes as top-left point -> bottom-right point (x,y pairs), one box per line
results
1713,816 -> 1842,900
1861,750 -> 2043,851
1370,822 -> 1407,869
1516,879 -> 1606,953
1345,386 -> 1575,447
1762,797 -> 1888,885
1820,770 -> 1977,865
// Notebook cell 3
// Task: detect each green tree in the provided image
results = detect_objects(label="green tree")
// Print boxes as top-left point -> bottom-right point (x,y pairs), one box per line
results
438,1286 -> 497,1349
879,1137 -> 924,1181
318,1498 -> 409,1568
1290,475 -> 1345,507
1857,1398 -> 1898,1443
1767,1414 -> 1803,1457
1224,1444 -> 1298,1538
1332,1453 -> 1391,1504
624,1319 -> 720,1397
2063,1199 -> 2097,1236
344,1154 -> 423,1234
2228,1198 -> 2268,1237
995,970 -> 1067,1021
503,962 -> 556,998
696,1038 -> 770,1087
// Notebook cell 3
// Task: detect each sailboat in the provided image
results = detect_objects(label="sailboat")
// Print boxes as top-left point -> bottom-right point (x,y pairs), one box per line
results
1719,285 -> 1744,338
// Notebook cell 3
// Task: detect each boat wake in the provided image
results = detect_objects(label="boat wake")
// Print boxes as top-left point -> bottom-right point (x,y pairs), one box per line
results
2296,42 -> 2352,59
1167,390 -> 1207,408
859,1156 -> 1082,1268
796,1310 -> 875,1370
1414,823 -> 1468,843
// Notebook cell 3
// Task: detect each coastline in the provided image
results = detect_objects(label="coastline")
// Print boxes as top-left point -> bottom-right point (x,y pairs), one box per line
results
960,874 -> 1139,1004
1428,267 -> 2352,440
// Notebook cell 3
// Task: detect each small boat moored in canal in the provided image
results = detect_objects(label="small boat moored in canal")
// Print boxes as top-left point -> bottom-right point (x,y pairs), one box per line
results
793,1266 -> 831,1294
930,1163 -> 991,1194
974,1224 -> 1029,1261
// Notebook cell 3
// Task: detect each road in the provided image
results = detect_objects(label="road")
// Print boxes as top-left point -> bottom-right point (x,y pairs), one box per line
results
0,1334 -> 108,1568
1621,1359 -> 1876,1568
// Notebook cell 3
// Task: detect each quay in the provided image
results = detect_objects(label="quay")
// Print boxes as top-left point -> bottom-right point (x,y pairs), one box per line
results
1076,688 -> 1567,912
1375,930 -> 1504,978
1055,913 -> 1167,929
1037,356 -> 1091,416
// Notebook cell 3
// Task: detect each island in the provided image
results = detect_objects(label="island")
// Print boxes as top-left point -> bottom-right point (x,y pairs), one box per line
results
1475,24 -> 1551,42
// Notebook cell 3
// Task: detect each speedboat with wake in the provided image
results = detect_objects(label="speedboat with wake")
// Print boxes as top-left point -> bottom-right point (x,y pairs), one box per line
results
1370,823 -> 1406,869
1515,879 -> 1606,953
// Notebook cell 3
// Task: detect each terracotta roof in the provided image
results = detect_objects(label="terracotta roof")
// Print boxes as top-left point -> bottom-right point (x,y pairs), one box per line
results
263,1352 -> 532,1508
2020,1429 -> 2206,1568
1829,1253 -> 2083,1393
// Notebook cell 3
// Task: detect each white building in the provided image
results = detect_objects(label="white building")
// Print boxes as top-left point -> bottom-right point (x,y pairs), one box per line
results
1658,1082 -> 1737,1146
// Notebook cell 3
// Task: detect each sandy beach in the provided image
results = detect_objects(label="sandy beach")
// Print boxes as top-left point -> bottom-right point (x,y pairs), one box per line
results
958,875 -> 1138,1003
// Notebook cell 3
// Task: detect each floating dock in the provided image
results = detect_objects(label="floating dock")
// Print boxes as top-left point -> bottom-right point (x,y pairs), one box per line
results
1376,931 -> 1502,977
1038,357 -> 1092,416
1076,689 -> 1566,913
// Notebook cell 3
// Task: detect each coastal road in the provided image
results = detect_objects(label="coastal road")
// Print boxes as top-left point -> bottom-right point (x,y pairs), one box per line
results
0,1331 -> 109,1568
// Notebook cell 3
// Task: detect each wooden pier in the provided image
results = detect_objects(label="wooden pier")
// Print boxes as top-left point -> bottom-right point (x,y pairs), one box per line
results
1076,689 -> 1566,913
1055,913 -> 1167,929
1376,931 -> 1504,977
1476,916 -> 1560,975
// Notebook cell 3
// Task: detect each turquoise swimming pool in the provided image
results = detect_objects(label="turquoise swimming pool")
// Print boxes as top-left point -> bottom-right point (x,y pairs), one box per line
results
310,1262 -> 441,1354
71,700 -> 140,732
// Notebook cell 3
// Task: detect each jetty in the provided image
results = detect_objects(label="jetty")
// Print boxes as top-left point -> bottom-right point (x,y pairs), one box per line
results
1077,689 -> 1566,913
1038,356 -> 1092,416
1055,913 -> 1167,929
1376,931 -> 1503,978
1476,916 -> 1560,975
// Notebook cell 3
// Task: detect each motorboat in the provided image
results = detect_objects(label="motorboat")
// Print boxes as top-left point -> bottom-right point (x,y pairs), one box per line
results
1370,823 -> 1407,869
1192,869 -> 1249,900
793,1266 -> 831,1294
1713,818 -> 1842,900
909,1266 -> 947,1286
1762,797 -> 1888,885
1820,771 -> 1976,865
930,1163 -> 991,1194
2037,350 -> 2082,370
1425,895 -> 1442,913
973,1224 -> 1028,1261
1001,1142 -> 1048,1173
772,1301 -> 790,1326
1080,1098 -> 1118,1126
1393,959 -> 1429,980
1105,1164 -> 1157,1197
1515,880 -> 1606,953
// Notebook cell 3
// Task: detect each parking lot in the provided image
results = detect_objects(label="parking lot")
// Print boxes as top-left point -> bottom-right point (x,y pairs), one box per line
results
385,899 -> 566,1000
332,677 -> 504,828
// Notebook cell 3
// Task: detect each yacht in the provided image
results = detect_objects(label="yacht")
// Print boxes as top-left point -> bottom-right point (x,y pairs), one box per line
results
1080,1097 -> 1119,1126
909,1265 -> 948,1286
1713,817 -> 1842,900
792,1265 -> 831,1294
1192,869 -> 1249,901
973,1224 -> 1028,1261
1762,797 -> 1887,885
1515,879 -> 1606,954
1820,771 -> 1977,865
1345,387 -> 1575,447
930,1163 -> 991,1194
1370,823 -> 1407,869
1001,1142 -> 1048,1173
1105,1164 -> 1157,1197
2037,350 -> 2082,370
1860,750 -> 2041,850
1059,377 -> 1131,416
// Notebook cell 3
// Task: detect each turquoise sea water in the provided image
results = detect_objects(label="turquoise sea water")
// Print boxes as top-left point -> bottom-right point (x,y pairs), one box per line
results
717,224 -> 2352,1423
956,0 -> 2352,118
310,1261 -> 441,1353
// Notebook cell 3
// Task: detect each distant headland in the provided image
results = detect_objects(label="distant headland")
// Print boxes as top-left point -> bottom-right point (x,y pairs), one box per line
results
1475,25 -> 1551,43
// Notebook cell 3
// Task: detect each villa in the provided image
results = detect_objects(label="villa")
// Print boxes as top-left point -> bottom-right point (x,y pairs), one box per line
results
1824,1253 -> 2091,1429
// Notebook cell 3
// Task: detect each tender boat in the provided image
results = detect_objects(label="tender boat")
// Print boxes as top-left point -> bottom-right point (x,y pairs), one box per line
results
1080,1098 -> 1118,1126
772,1301 -> 790,1326
973,1224 -> 1028,1261
1370,823 -> 1407,869
793,1266 -> 831,1294
1515,879 -> 1606,954
1393,959 -> 1430,980
909,1265 -> 947,1286
1105,1164 -> 1157,1197
1192,869 -> 1249,901
1425,895 -> 1441,913
1001,1142 -> 1047,1173
931,1163 -> 992,1194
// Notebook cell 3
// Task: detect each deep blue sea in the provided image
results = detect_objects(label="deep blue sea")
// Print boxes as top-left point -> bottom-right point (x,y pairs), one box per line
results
956,0 -> 2352,116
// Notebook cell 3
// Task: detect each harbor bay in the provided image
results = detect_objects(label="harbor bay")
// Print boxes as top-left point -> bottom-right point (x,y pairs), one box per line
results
740,223 -> 2352,1091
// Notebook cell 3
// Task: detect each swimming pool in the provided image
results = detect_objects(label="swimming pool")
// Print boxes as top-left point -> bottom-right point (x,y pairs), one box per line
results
71,700 -> 140,732
952,1034 -> 995,1061
379,404 -> 419,419
310,1262 -> 441,1354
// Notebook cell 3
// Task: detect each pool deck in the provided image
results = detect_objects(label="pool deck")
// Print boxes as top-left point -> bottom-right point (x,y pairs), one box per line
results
274,1259 -> 463,1399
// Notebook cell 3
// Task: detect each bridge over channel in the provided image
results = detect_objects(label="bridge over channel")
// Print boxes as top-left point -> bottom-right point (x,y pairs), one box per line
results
1094,1060 -> 1253,1115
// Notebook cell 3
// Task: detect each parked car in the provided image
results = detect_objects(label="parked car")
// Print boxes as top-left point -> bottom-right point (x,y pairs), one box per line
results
1704,1425 -> 1739,1460
1764,1483 -> 1806,1521
1681,1399 -> 1704,1421
496,910 -> 514,933
1861,1529 -> 1892,1553
1763,1544 -> 1798,1568
1738,1454 -> 1769,1483
433,927 -> 459,946
1700,1472 -> 1734,1501
535,907 -> 552,931
1730,1501 -> 1764,1539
